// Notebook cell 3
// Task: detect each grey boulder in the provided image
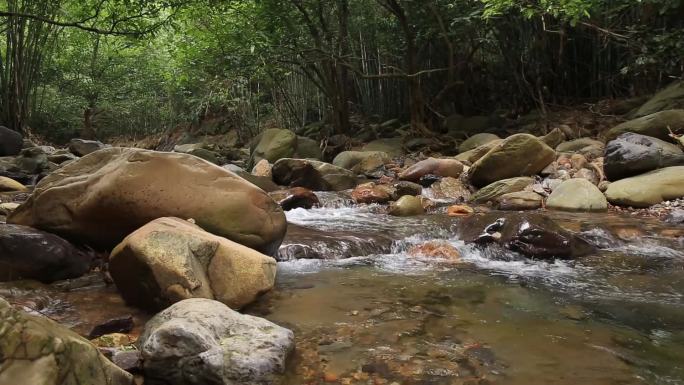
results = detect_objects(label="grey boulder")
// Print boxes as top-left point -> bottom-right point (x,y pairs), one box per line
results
138,298 -> 294,385
604,133 -> 684,181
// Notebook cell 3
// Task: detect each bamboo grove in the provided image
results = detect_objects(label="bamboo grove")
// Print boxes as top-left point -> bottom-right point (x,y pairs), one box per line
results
0,0 -> 682,142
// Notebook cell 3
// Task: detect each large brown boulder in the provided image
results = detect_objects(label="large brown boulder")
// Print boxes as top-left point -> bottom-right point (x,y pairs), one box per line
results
469,134 -> 555,187
8,148 -> 286,255
110,217 -> 277,311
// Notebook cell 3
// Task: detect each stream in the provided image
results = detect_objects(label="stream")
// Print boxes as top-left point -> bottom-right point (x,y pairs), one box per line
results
2,191 -> 683,385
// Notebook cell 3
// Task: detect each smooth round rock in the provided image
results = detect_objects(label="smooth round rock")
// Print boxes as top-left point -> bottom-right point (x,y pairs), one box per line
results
546,178 -> 608,212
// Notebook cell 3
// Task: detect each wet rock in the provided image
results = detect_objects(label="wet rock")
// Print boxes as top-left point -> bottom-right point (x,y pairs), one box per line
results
8,147 -> 286,255
249,128 -> 297,165
408,241 -> 461,263
362,138 -> 405,157
556,138 -> 605,158
471,177 -> 534,203
539,127 -> 566,148
0,176 -> 26,192
388,195 -> 424,216
546,178 -> 608,212
606,109 -> 684,142
88,316 -> 134,339
110,217 -> 276,310
0,126 -> 22,156
604,133 -> 684,181
459,133 -> 500,153
270,187 -> 320,210
0,224 -> 91,283
630,81 -> 684,118
138,298 -> 294,385
68,138 -> 106,156
252,159 -> 272,177
605,166 -> 684,207
469,134 -> 555,187
272,158 -> 357,191
459,212 -> 595,259
393,180 -> 423,197
0,297 -> 134,385
277,224 -> 394,260
455,139 -> 502,164
430,176 -> 472,201
497,191 -> 543,210
447,204 -> 474,216
399,157 -> 464,182
351,182 -> 393,204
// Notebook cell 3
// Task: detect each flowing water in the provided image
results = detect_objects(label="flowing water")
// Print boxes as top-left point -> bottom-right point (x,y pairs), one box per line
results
2,191 -> 683,385
259,192 -> 684,385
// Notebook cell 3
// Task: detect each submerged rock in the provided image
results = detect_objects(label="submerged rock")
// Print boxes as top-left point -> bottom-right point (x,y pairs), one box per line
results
603,133 -> 684,181
469,134 -> 555,187
604,166 -> 684,207
459,212 -> 594,259
0,224 -> 91,283
546,178 -> 608,212
110,217 -> 276,310
9,147 -> 287,255
0,297 -> 134,385
138,298 -> 294,385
